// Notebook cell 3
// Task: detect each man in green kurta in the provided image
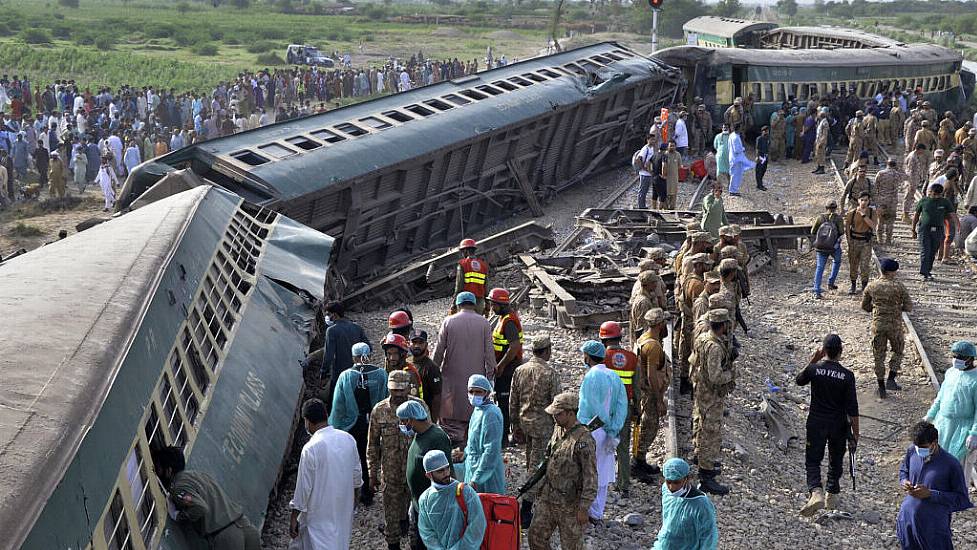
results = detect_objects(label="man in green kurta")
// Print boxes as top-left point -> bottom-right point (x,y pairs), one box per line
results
700,184 -> 729,238
152,446 -> 261,549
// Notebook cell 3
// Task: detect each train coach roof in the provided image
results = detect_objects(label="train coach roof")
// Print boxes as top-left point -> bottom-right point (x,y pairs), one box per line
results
655,43 -> 962,68
0,188 -> 208,539
682,16 -> 778,39
771,26 -> 904,47
156,42 -> 678,203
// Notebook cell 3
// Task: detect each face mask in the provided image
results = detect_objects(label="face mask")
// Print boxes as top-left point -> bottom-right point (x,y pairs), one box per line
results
399,425 -> 415,437
664,483 -> 690,497
952,358 -> 968,370
411,347 -> 425,357
431,480 -> 452,490
469,394 -> 485,407
915,445 -> 931,459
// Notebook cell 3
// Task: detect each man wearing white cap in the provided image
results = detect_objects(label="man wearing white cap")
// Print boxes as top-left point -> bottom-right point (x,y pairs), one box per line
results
417,450 -> 486,549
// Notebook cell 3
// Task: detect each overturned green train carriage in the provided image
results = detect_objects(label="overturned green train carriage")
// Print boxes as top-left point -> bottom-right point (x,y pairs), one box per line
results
117,42 -> 683,298
0,187 -> 333,550
656,44 -> 973,129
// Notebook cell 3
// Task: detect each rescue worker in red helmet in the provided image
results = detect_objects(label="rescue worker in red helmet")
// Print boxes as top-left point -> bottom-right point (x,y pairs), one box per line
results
381,333 -> 411,377
388,309 -> 414,340
600,320 -> 640,496
454,238 -> 489,315
487,287 -> 523,447
407,330 -> 442,422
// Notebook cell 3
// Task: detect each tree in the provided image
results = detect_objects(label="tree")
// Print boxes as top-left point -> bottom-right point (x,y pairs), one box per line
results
776,0 -> 797,18
628,0 -> 708,38
713,0 -> 741,18
177,1 -> 190,14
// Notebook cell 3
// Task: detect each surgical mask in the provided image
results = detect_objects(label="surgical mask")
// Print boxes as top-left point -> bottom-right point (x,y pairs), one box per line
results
664,483 -> 690,498
399,425 -> 415,437
469,394 -> 485,407
952,358 -> 968,370
915,445 -> 931,459
431,480 -> 453,490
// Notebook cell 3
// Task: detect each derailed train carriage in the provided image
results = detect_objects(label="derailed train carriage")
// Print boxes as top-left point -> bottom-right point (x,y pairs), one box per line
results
661,18 -> 974,127
117,42 -> 683,297
0,187 -> 332,550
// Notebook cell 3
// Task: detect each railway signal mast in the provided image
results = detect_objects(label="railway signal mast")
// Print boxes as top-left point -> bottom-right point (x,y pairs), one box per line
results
649,0 -> 664,52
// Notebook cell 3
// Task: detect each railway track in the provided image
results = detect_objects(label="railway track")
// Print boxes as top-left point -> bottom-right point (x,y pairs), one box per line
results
827,142 -> 976,388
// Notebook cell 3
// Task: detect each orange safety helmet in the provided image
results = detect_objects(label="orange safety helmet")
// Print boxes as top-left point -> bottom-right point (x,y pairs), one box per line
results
388,310 -> 412,329
381,332 -> 410,353
599,321 -> 623,340
487,288 -> 510,304
459,238 -> 477,249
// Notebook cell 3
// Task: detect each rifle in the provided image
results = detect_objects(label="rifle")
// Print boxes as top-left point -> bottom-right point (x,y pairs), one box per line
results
517,416 -> 604,498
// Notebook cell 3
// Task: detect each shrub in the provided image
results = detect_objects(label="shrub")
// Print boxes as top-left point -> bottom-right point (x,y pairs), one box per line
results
20,28 -> 53,44
256,52 -> 286,65
94,34 -> 116,50
0,23 -> 11,37
73,32 -> 95,46
174,29 -> 208,47
146,23 -> 177,39
246,40 -> 278,54
58,0 -> 80,8
9,223 -> 44,237
192,43 -> 219,56
49,22 -> 74,40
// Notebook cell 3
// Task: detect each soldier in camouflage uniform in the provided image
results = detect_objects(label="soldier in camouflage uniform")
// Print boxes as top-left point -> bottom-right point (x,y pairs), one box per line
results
693,271 -> 722,324
873,159 -> 906,245
510,336 -> 561,526
634,308 -> 671,479
689,308 -> 735,495
961,128 -> 976,184
904,142 -> 929,220
914,120 -> 937,170
693,104 -> 713,156
842,165 -> 872,211
863,108 -> 880,165
889,103 -> 905,145
724,97 -> 744,131
844,192 -> 878,294
769,107 -> 787,162
528,392 -> 598,550
861,258 -> 913,398
845,111 -> 866,167
152,446 -> 261,550
368,370 -> 426,550
679,252 -> 713,394
904,112 -> 920,152
630,269 -> 663,346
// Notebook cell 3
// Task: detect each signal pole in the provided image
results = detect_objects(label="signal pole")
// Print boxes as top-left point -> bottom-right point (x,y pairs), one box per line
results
648,0 -> 664,53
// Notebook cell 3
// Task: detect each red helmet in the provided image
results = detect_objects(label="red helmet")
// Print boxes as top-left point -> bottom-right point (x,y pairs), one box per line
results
487,288 -> 510,304
599,321 -> 622,340
381,333 -> 410,353
388,310 -> 411,329
459,238 -> 477,249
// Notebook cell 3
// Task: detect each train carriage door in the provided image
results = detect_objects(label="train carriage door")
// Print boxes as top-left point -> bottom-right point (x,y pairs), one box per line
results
689,62 -> 706,104
732,66 -> 747,100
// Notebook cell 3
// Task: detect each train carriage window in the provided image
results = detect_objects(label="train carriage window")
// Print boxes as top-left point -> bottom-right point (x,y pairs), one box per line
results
611,49 -> 634,58
171,353 -> 199,424
381,109 -> 414,123
789,83 -> 798,99
144,403 -> 166,452
442,93 -> 471,106
475,85 -> 504,96
459,89 -> 489,101
550,66 -> 574,76
230,150 -> 269,166
285,136 -> 321,151
776,84 -> 786,103
423,98 -> 455,110
335,122 -> 369,136
160,376 -> 187,447
590,55 -> 613,64
604,52 -> 624,61
404,103 -> 435,116
522,72 -> 547,82
749,83 -> 761,101
507,76 -> 533,87
127,446 -> 159,546
257,143 -> 296,159
102,491 -> 134,550
578,60 -> 602,72
797,84 -> 808,101
562,64 -> 586,76
537,68 -> 562,79
491,80 -> 519,91
358,116 -> 393,130
763,83 -> 774,102
311,129 -> 346,143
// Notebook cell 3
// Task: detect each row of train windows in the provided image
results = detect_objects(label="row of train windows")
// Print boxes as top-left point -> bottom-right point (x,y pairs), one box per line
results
228,50 -> 635,167
745,74 -> 954,103
96,205 -> 275,550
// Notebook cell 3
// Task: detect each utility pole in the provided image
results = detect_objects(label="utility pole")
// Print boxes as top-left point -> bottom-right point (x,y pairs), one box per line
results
649,0 -> 664,53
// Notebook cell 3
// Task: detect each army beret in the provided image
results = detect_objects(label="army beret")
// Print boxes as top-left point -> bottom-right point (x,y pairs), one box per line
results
707,308 -> 730,323
704,270 -> 721,283
708,294 -> 732,310
531,336 -> 552,351
644,308 -> 670,325
879,258 -> 899,272
719,258 -> 739,271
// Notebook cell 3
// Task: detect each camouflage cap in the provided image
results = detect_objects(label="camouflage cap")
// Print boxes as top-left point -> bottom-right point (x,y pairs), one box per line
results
707,308 -> 731,323
644,308 -> 670,325
639,270 -> 659,285
689,252 -> 711,265
544,391 -> 579,415
692,232 -> 713,244
704,270 -> 722,283
638,259 -> 657,272
719,258 -> 739,271
720,245 -> 739,259
685,221 -> 700,232
645,247 -> 666,260
727,224 -> 742,236
388,369 -> 412,390
531,336 -> 552,351
718,225 -> 733,237
709,294 -> 732,310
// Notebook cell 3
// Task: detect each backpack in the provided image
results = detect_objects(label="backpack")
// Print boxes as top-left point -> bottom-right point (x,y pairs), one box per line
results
813,215 -> 840,252
455,483 -> 521,550
632,147 -> 645,172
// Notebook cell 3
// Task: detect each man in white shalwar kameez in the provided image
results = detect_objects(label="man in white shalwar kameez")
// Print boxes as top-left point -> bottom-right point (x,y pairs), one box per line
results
289,398 -> 363,550
95,159 -> 119,211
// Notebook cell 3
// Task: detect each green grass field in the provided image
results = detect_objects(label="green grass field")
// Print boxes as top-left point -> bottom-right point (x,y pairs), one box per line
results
0,0 -> 551,91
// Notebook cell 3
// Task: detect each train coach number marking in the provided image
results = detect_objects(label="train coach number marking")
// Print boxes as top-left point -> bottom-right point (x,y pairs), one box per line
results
221,371 -> 266,464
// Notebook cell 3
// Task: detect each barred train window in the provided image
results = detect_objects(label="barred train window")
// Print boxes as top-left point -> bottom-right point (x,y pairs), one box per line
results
127,446 -> 158,545
102,491 -> 133,550
144,403 -> 166,452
